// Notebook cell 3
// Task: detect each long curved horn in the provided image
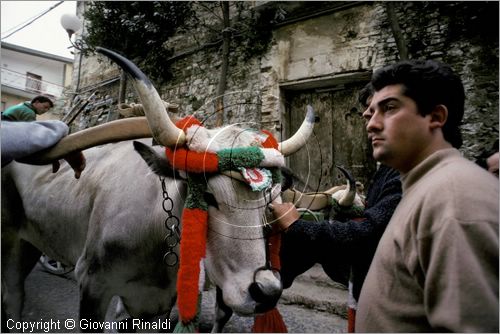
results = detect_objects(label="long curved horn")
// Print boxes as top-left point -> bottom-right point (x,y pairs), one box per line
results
96,47 -> 185,147
323,184 -> 347,195
278,105 -> 315,156
281,188 -> 331,210
19,117 -> 153,165
281,167 -> 357,210
335,165 -> 356,207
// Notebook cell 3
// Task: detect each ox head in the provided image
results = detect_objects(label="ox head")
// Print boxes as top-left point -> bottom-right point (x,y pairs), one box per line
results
133,137 -> 293,316
24,47 -> 314,318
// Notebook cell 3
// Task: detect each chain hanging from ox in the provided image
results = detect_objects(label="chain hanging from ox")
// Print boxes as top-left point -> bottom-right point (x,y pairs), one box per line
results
160,176 -> 181,266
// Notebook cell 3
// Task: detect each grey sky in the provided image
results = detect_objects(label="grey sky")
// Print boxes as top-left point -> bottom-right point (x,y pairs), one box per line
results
1,1 -> 78,59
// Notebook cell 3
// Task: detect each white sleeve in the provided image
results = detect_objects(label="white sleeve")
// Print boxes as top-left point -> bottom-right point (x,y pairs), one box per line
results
1,120 -> 69,166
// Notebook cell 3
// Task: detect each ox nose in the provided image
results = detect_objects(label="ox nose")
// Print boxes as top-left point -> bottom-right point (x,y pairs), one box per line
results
249,280 -> 283,313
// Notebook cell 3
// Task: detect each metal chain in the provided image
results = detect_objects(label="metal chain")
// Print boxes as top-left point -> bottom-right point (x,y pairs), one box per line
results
263,186 -> 274,237
159,176 -> 181,266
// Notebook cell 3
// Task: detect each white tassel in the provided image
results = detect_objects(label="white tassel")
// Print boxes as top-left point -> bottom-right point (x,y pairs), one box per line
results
198,260 -> 206,292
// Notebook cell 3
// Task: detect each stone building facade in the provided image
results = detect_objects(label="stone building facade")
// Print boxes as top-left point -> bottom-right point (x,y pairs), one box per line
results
71,1 -> 498,188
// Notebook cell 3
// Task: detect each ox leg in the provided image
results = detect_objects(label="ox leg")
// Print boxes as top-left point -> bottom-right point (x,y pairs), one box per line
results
113,298 -> 139,333
1,238 -> 41,327
2,177 -> 41,328
76,261 -> 113,332
78,281 -> 113,332
211,286 -> 233,333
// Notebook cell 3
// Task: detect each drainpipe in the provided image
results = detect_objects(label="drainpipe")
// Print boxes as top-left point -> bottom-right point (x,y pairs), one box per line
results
215,1 -> 230,127
118,70 -> 127,104
385,2 -> 408,60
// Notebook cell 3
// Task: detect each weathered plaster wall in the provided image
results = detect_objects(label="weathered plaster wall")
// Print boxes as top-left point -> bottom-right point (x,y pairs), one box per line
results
271,5 -> 379,80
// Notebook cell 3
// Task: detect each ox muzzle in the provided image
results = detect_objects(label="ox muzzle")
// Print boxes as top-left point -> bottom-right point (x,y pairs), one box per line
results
249,268 -> 283,312
249,221 -> 283,313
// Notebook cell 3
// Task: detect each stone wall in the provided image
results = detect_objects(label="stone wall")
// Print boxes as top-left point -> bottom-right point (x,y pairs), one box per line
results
74,1 -> 498,164
376,1 -> 499,160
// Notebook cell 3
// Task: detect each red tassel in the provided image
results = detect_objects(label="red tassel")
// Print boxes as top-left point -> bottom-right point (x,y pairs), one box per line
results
268,227 -> 282,271
177,208 -> 208,323
252,308 -> 288,333
348,307 -> 356,333
252,226 -> 287,332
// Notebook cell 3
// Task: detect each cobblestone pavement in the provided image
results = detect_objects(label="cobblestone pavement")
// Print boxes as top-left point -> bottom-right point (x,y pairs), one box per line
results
19,263 -> 347,333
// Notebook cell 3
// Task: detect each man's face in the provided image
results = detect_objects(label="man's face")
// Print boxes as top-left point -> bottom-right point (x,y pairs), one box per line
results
32,101 -> 52,115
362,84 -> 434,173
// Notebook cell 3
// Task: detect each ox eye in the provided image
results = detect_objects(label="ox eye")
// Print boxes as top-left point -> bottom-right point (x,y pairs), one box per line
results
204,192 -> 219,210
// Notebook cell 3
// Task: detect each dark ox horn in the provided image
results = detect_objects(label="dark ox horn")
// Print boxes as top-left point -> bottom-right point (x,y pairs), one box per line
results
96,47 -> 186,147
336,165 -> 357,207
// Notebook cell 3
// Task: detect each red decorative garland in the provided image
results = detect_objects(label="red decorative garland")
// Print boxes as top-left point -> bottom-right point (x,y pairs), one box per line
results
176,208 -> 208,323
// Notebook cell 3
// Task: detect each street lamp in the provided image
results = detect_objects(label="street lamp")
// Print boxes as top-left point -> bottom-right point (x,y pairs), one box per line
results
60,13 -> 86,51
61,13 -> 81,38
60,13 -> 87,105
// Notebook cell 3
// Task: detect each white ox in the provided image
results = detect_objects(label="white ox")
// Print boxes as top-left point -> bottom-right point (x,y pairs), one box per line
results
1,48 -> 316,332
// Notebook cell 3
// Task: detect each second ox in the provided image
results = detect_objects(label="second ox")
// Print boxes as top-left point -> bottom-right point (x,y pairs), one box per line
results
1,48 -> 316,332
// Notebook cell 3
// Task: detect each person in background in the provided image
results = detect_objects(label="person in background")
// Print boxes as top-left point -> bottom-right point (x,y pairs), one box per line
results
2,95 -> 54,121
355,59 -> 498,332
1,120 -> 85,179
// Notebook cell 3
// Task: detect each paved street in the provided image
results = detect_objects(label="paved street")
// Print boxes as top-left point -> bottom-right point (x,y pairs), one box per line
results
18,262 -> 347,333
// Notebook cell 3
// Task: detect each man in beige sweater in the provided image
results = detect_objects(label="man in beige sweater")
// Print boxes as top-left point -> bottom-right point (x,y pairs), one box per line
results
356,59 -> 498,332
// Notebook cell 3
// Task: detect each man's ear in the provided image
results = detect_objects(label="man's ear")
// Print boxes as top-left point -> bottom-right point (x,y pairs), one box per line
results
429,104 -> 448,130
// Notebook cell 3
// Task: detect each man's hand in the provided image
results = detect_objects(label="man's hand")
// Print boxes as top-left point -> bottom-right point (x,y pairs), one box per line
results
487,152 -> 499,177
271,202 -> 300,231
52,151 -> 86,179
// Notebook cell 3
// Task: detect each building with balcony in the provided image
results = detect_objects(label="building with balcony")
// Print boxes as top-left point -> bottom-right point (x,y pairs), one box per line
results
1,42 -> 73,114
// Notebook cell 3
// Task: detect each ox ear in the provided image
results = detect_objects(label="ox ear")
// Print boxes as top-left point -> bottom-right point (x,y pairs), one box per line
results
280,166 -> 295,191
133,141 -> 181,178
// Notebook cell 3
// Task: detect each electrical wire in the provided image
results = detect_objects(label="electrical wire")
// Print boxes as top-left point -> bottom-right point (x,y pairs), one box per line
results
1,7 -> 49,36
1,1 -> 64,40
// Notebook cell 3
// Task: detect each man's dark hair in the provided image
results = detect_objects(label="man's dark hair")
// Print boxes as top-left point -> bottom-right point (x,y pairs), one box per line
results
31,95 -> 54,108
371,59 -> 465,148
358,82 -> 374,108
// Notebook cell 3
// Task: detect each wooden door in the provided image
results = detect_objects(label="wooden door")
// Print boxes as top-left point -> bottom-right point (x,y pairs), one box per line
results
285,83 -> 376,192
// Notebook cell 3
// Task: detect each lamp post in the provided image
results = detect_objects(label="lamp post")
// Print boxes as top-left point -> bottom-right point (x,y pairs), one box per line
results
60,13 -> 87,103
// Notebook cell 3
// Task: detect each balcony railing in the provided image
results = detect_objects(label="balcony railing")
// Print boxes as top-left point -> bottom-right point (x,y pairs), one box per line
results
1,67 -> 65,97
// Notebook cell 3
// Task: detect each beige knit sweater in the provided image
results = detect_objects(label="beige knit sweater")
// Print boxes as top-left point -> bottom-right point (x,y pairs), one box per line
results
356,148 -> 499,332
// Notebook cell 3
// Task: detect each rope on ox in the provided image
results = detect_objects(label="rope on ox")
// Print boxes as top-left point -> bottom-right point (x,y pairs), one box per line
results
166,116 -> 287,333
